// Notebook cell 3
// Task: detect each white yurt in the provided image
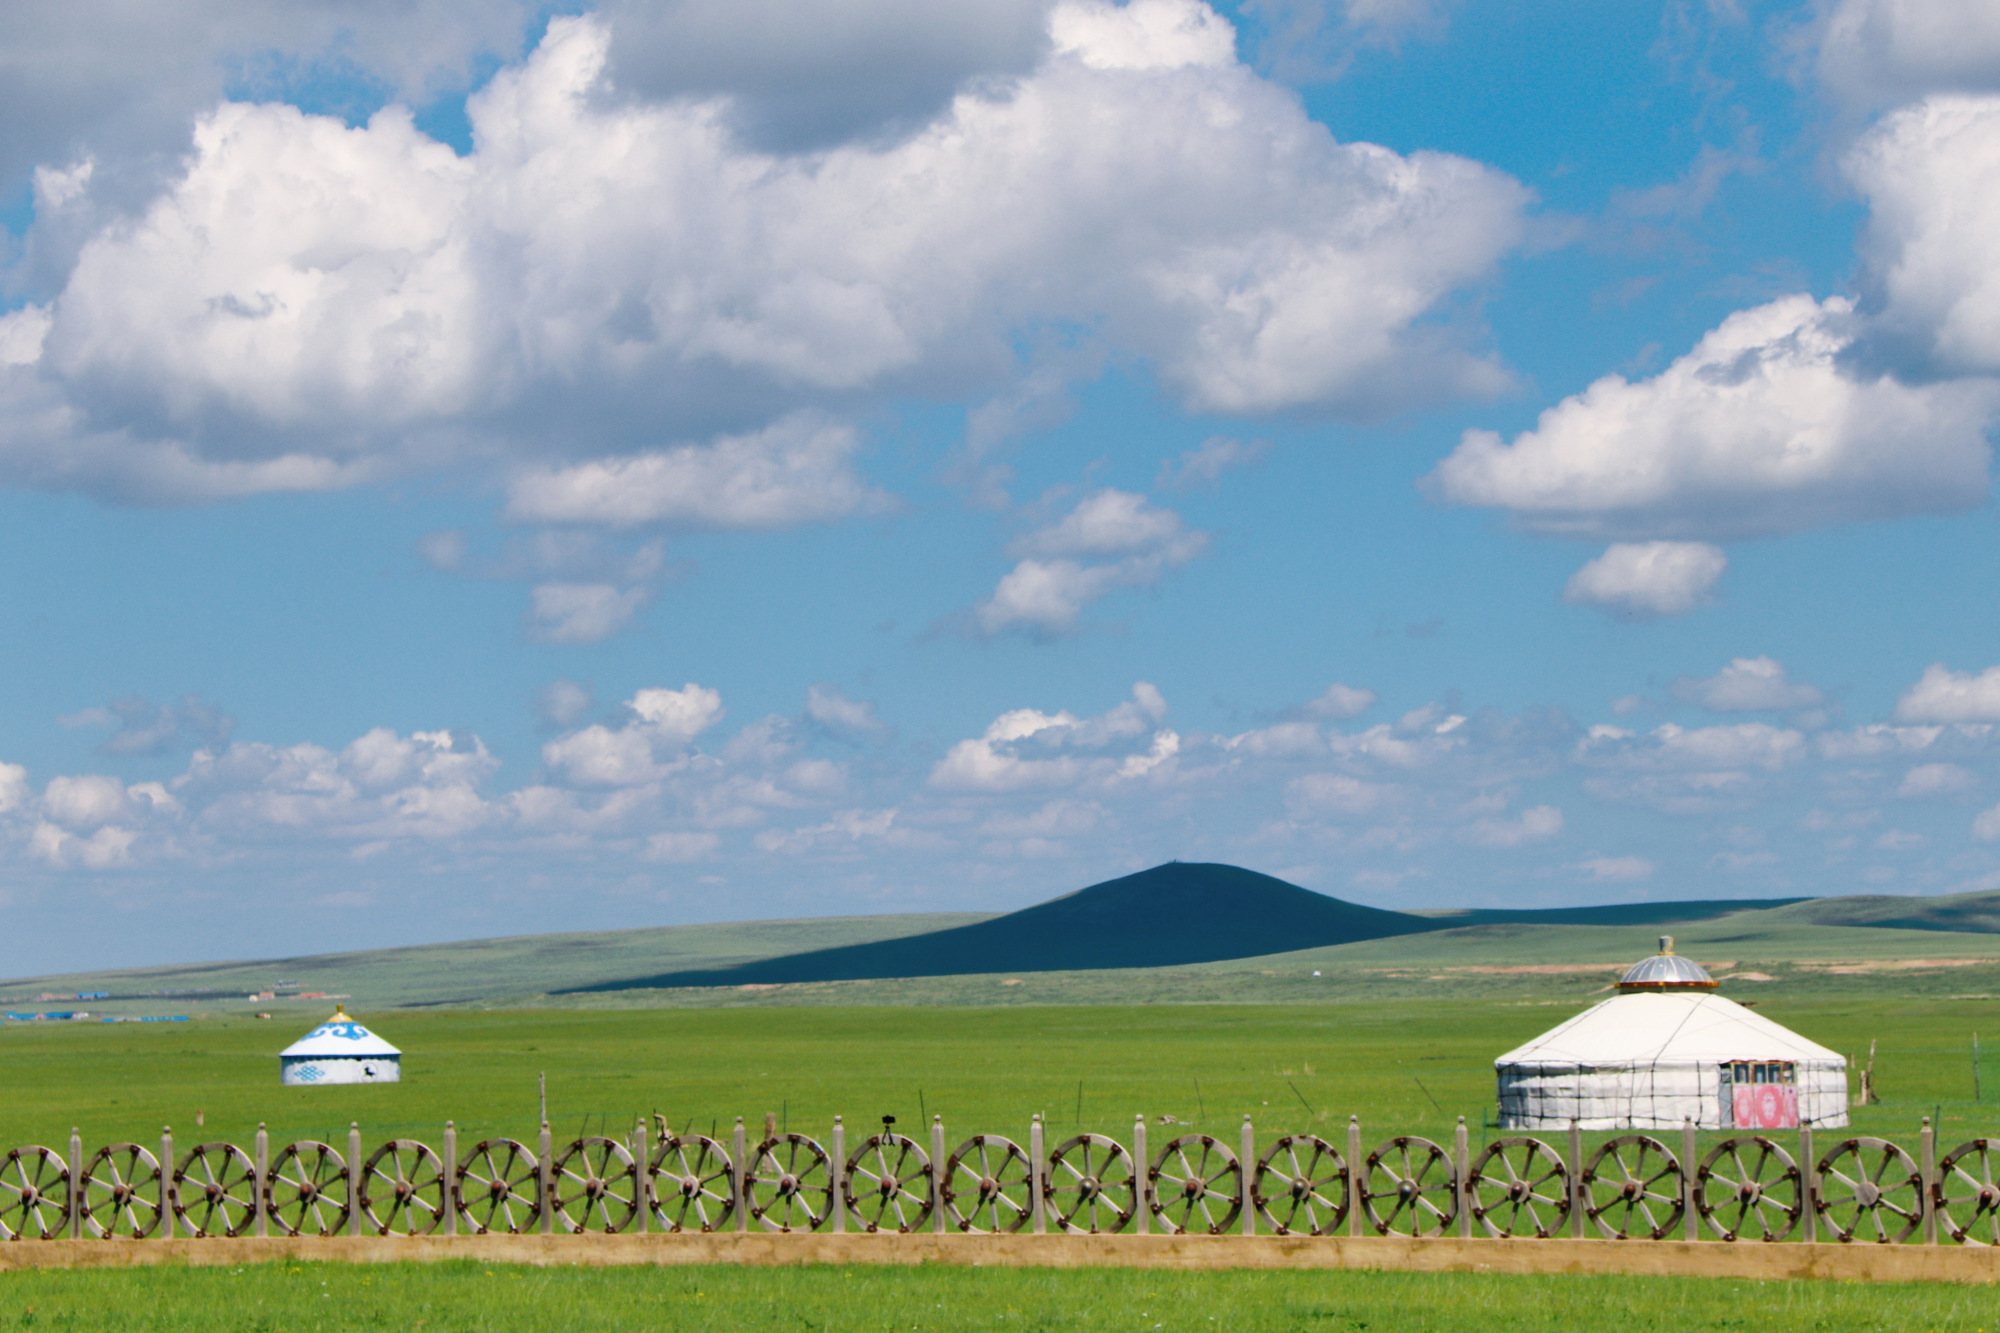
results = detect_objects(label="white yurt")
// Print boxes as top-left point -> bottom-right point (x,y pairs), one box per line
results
1494,937 -> 1846,1131
279,1006 -> 402,1086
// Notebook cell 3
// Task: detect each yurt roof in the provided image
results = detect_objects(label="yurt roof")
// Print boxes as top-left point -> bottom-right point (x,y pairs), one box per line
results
1494,991 -> 1841,1068
1617,936 -> 1716,991
280,1008 -> 402,1058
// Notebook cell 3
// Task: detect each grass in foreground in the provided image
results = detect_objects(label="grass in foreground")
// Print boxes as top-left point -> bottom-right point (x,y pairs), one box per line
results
3,1261 -> 1998,1332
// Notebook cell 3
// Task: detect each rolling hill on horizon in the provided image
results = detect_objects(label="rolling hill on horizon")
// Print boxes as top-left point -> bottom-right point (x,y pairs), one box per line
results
559,862 -> 1811,993
10,863 -> 2000,1012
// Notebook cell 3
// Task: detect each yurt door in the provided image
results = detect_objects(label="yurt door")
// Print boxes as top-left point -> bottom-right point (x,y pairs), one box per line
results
1720,1061 -> 1799,1129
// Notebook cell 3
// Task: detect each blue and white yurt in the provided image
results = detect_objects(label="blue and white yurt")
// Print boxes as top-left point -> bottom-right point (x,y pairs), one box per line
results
279,1006 -> 402,1086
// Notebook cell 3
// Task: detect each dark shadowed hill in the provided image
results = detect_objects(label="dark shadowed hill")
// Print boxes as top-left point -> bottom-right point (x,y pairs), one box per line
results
561,862 -> 1438,992
1418,899 -> 1809,927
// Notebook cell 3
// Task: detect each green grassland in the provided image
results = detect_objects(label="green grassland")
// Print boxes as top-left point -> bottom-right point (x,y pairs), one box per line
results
5,1262 -> 2000,1332
2,995 -> 1990,1159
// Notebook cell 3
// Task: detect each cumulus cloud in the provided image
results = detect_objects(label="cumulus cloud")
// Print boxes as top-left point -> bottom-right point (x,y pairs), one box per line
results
1848,96 -> 2000,379
1815,0 -> 2000,111
929,682 -> 1177,791
1429,296 -> 1999,540
1895,663 -> 2000,722
1563,542 -> 1726,619
1155,436 -> 1269,491
976,490 -> 1208,636
1671,657 -> 1826,712
541,683 -> 724,786
1,2 -> 1528,507
1286,771 -> 1400,817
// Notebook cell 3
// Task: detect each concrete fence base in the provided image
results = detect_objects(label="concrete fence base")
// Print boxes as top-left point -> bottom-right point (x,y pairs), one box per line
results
4,1232 -> 1999,1284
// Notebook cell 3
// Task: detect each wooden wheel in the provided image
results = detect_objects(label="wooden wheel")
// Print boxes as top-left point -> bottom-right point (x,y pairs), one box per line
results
79,1144 -> 161,1240
1044,1134 -> 1136,1234
1695,1136 -> 1801,1242
552,1137 -> 640,1234
265,1141 -> 350,1237
456,1139 -> 541,1235
1149,1134 -> 1241,1235
1360,1136 -> 1457,1237
0,1146 -> 73,1241
1816,1137 -> 1922,1244
172,1142 -> 255,1238
843,1133 -> 932,1234
1468,1137 -> 1570,1238
358,1140 -> 446,1236
1252,1134 -> 1348,1236
1581,1135 -> 1682,1240
940,1135 -> 1031,1234
648,1135 -> 734,1233
746,1134 -> 833,1233
1936,1139 -> 2000,1245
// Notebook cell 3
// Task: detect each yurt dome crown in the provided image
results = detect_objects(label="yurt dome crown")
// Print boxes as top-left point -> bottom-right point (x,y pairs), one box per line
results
1616,935 -> 1716,992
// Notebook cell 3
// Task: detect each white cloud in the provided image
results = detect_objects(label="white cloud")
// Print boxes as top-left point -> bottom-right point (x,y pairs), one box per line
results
1155,436 -> 1268,491
1575,854 -> 1655,882
1672,657 -> 1826,712
1975,803 -> 2000,840
1301,682 -> 1377,720
976,490 -> 1208,636
929,683 -> 1177,791
1848,96 -> 2000,379
1900,762 -> 1974,797
1816,0 -> 2000,111
536,679 -> 595,728
3,3 -> 1528,505
1563,542 -> 1727,619
804,684 -> 888,737
58,694 -> 235,756
1430,295 -> 1999,540
42,774 -> 128,829
505,415 -> 891,530
1462,804 -> 1563,848
643,831 -> 722,862
30,822 -> 137,869
527,583 -> 649,644
1895,663 -> 2000,722
541,684 -> 724,786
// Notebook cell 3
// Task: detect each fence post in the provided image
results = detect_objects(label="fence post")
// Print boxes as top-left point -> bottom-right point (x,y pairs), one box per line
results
1922,1117 -> 1937,1245
931,1115 -> 947,1235
1681,1118 -> 1697,1241
442,1121 -> 458,1237
1347,1116 -> 1364,1237
633,1118 -> 647,1235
1241,1114 -> 1256,1237
1568,1119 -> 1584,1239
254,1123 -> 269,1238
160,1127 -> 175,1239
1455,1117 -> 1470,1239
348,1123 -> 363,1237
831,1116 -> 846,1234
539,1121 -> 554,1235
1133,1114 -> 1148,1234
1800,1122 -> 1815,1243
69,1127 -> 83,1240
733,1117 -> 748,1233
1030,1114 -> 1046,1235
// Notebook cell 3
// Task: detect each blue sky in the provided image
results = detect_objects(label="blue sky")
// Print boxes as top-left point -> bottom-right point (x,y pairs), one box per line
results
6,0 -> 2000,974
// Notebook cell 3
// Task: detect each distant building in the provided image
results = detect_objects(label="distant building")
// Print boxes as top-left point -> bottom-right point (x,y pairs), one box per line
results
279,1006 -> 402,1086
1493,937 -> 1847,1131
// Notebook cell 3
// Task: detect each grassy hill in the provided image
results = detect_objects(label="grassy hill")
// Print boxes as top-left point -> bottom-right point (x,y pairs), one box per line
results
10,867 -> 2000,1015
0,912 -> 989,1013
